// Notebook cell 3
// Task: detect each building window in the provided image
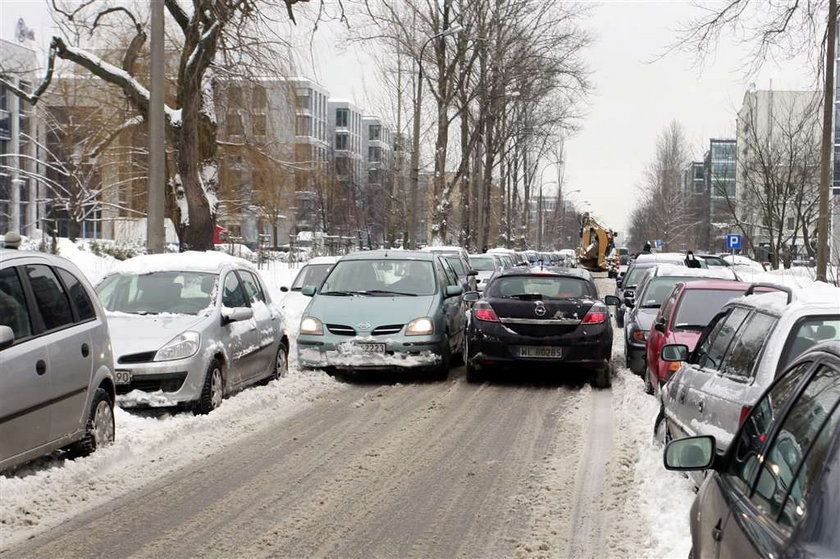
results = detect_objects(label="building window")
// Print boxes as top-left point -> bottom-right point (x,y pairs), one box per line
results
253,114 -> 267,137
296,115 -> 311,136
336,156 -> 350,176
0,84 -> 7,111
0,173 -> 9,233
296,91 -> 310,110
0,109 -> 10,140
228,86 -> 243,107
227,113 -> 244,136
787,217 -> 795,230
368,146 -> 382,162
369,124 -> 381,141
336,133 -> 348,150
253,86 -> 267,110
336,108 -> 348,127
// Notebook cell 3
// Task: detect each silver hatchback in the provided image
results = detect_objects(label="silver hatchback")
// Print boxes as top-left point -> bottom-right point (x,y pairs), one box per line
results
0,249 -> 116,472
97,252 -> 287,414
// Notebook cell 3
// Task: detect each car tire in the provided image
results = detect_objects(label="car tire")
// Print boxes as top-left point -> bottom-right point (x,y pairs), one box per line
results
272,343 -> 289,380
432,342 -> 451,381
616,309 -> 624,328
592,362 -> 612,389
69,387 -> 115,457
194,359 -> 224,415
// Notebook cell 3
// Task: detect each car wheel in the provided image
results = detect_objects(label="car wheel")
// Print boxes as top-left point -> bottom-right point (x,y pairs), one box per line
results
451,334 -> 465,367
616,310 -> 624,328
70,387 -> 115,457
195,359 -> 224,415
591,362 -> 612,389
432,341 -> 451,381
272,344 -> 289,380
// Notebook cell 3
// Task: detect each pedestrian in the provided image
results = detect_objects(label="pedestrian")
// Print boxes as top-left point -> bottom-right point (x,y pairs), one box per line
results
3,230 -> 21,250
685,250 -> 701,269
642,241 -> 651,254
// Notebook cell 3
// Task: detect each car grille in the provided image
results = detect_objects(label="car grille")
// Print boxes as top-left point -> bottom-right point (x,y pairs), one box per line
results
372,324 -> 403,336
118,351 -> 157,364
116,372 -> 188,395
327,324 -> 356,336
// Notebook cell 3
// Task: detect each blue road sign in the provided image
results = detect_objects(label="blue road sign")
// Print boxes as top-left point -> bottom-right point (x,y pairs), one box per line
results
725,234 -> 742,251
654,239 -> 664,248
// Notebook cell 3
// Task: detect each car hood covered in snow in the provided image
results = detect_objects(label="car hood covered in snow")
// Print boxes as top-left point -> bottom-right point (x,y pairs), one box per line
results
306,295 -> 436,329
107,312 -> 210,358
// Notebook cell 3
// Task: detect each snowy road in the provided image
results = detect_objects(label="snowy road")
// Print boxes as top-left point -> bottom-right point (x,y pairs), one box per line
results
1,276 -> 696,558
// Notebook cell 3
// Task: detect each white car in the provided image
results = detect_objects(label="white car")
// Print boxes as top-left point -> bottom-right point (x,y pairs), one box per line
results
721,254 -> 765,271
468,254 -> 503,291
279,256 -> 338,321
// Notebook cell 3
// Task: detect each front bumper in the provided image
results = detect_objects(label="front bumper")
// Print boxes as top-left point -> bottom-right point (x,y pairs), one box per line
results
115,354 -> 206,408
297,335 -> 446,372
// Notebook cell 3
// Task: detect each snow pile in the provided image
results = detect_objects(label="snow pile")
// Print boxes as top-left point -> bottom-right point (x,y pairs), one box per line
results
0,368 -> 342,548
299,345 -> 440,368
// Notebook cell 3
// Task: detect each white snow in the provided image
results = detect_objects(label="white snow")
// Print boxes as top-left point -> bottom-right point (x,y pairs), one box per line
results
106,250 -> 254,276
654,264 -> 737,280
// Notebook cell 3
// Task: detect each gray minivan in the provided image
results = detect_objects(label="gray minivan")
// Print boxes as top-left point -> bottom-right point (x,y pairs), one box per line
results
0,250 -> 116,472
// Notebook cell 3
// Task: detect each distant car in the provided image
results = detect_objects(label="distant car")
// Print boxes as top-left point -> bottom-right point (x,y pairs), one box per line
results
663,342 -> 840,559
279,256 -> 338,318
661,284 -> 840,464
421,246 -> 478,292
614,253 -> 686,328
694,254 -> 730,267
644,280 -> 751,396
720,253 -> 766,271
297,250 -> 467,379
463,268 -> 620,387
1,249 -> 116,472
469,254 -> 503,292
97,252 -> 287,414
624,264 -> 737,376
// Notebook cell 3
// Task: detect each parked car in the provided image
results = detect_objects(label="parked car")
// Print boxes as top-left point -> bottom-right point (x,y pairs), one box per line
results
279,256 -> 338,318
0,249 -> 116,472
463,268 -> 620,387
661,284 -> 840,461
644,280 -> 751,396
614,252 -> 686,328
720,253 -> 766,271
694,254 -> 730,267
420,246 -> 478,292
469,253 -> 504,292
296,250 -> 466,379
624,265 -> 737,376
663,342 -> 840,559
97,252 -> 287,414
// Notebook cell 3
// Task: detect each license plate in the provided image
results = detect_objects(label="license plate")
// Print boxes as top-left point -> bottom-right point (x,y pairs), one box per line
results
518,346 -> 564,359
114,370 -> 133,384
356,343 -> 386,353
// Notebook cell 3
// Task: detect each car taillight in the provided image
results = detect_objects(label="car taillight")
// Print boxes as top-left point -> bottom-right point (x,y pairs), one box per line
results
474,305 -> 500,322
667,360 -> 682,373
739,405 -> 752,425
632,330 -> 648,342
581,305 -> 607,324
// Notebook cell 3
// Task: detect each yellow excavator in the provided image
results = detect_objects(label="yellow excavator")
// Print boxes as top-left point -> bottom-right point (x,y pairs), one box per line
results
577,213 -> 617,272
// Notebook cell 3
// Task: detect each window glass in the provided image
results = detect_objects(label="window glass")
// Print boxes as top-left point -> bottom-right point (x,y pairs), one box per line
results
781,317 -> 840,369
641,277 -> 701,308
720,313 -> 777,380
56,268 -> 96,321
469,256 -> 496,272
623,265 -> 652,288
433,261 -> 449,289
445,256 -> 466,276
222,273 -> 249,308
239,271 -> 265,304
26,265 -> 74,331
320,260 -> 436,296
697,307 -> 749,370
728,362 -> 810,493
441,259 -> 459,286
659,288 -> 680,322
752,365 -> 840,527
0,266 -> 32,340
673,289 -> 743,330
98,272 -> 215,315
291,264 -> 332,290
487,276 -> 593,299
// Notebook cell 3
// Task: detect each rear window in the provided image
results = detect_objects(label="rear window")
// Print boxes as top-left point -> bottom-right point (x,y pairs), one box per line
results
672,289 -> 744,329
641,276 -> 700,308
624,265 -> 651,288
291,263 -> 332,290
470,256 -> 496,271
487,275 -> 593,299
781,317 -> 840,369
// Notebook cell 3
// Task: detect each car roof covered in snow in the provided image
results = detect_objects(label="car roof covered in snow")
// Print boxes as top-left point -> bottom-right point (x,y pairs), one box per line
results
679,279 -> 752,291
107,251 -> 255,276
649,264 -> 737,280
306,256 -> 339,265
339,250 -> 435,262
728,283 -> 840,316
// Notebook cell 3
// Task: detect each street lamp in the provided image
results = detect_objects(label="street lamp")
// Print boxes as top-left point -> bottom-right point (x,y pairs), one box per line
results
407,25 -> 464,249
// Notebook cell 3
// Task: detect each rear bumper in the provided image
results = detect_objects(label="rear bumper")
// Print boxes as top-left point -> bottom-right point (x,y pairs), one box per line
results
467,327 -> 611,370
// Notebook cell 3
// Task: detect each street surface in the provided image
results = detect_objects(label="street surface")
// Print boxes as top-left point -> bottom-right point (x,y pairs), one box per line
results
1,277 -> 692,558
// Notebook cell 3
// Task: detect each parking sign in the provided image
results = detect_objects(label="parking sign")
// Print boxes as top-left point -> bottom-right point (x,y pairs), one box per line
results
725,234 -> 742,251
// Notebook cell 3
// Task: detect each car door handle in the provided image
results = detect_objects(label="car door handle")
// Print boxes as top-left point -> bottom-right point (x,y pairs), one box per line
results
697,400 -> 705,413
36,359 -> 47,376
81,343 -> 90,357
712,519 -> 722,542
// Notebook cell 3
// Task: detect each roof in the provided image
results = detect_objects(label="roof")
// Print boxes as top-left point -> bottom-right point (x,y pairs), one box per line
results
307,256 -> 339,265
652,264 -> 737,280
728,284 -> 840,316
420,245 -> 465,253
635,253 -> 686,264
109,251 -> 254,276
339,250 -> 435,261
0,249 -> 66,265
680,280 -> 752,291
495,267 -> 592,281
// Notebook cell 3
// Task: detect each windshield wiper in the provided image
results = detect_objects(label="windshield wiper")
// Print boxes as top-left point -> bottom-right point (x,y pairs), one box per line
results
674,323 -> 705,330
133,310 -> 161,315
356,289 -> 418,297
319,290 -> 354,296
507,293 -> 543,300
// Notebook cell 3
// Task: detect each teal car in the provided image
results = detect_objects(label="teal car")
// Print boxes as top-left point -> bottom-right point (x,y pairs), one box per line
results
297,251 -> 466,379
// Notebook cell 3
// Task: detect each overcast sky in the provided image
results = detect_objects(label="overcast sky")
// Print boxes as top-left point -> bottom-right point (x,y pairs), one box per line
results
3,0 -> 817,237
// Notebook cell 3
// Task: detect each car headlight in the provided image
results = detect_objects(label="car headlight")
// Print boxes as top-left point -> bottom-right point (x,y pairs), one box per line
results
300,316 -> 324,336
632,330 -> 648,342
406,317 -> 434,336
154,331 -> 200,362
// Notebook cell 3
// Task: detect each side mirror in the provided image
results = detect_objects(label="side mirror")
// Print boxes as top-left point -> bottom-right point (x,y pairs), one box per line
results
222,306 -> 254,324
661,344 -> 689,362
663,436 -> 716,471
0,325 -> 15,351
446,285 -> 464,298
462,291 -> 480,303
301,286 -> 317,297
654,316 -> 666,333
467,269 -> 478,277
603,295 -> 621,306
280,286 -> 289,293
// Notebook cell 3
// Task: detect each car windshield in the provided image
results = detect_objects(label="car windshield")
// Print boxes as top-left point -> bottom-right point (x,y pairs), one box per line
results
699,256 -> 728,267
487,275 -> 591,299
781,316 -> 840,368
445,256 -> 467,276
470,257 -> 496,271
639,277 -> 698,308
672,289 -> 744,329
97,271 -> 216,315
623,265 -> 651,288
291,263 -> 332,290
319,259 -> 435,296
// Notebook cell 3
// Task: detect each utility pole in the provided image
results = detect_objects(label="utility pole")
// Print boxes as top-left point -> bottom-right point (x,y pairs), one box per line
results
817,0 -> 836,281
147,0 -> 166,253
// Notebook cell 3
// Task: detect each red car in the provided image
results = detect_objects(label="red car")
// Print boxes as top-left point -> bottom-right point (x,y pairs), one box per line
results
645,280 -> 749,395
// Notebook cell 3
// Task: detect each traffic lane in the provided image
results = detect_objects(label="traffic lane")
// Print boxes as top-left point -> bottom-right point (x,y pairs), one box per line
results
6,367 -> 595,558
